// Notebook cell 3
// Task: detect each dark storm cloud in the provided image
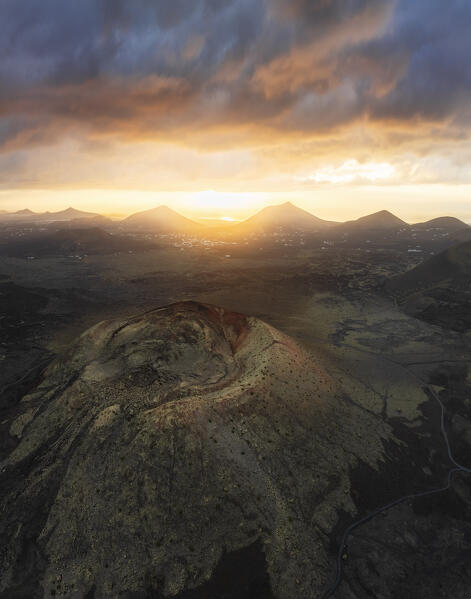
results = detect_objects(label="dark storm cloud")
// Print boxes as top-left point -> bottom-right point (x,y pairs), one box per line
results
0,0 -> 470,151
370,0 -> 471,124
271,0 -> 390,31
0,0 -> 268,84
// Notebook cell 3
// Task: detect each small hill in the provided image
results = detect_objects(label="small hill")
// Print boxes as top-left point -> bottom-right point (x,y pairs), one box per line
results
339,210 -> 407,232
40,207 -> 101,222
0,228 -> 158,257
14,208 -> 36,215
412,217 -> 469,232
234,202 -> 335,234
388,241 -> 471,294
387,241 -> 471,331
122,205 -> 202,233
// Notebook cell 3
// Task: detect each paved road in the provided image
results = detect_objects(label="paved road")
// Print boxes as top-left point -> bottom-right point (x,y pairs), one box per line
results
323,350 -> 471,598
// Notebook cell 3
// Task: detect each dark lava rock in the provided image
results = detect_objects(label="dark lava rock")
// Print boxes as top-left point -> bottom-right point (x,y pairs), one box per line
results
0,302 -> 387,598
387,240 -> 471,332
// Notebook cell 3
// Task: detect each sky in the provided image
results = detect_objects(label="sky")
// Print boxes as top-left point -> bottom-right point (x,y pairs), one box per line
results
1,0 -> 471,221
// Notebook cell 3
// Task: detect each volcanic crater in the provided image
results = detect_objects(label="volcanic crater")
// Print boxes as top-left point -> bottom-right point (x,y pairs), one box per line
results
1,302 -> 388,599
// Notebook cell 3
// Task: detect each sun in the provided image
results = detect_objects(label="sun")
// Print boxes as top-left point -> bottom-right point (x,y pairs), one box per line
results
182,190 -> 259,219
191,190 -> 228,211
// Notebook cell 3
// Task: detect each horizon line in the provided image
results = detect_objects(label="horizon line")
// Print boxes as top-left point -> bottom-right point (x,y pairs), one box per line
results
1,201 -> 471,227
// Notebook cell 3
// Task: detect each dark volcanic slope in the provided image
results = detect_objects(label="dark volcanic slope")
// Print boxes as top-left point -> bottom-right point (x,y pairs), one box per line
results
388,241 -> 471,293
0,302 -> 387,599
387,241 -> 471,331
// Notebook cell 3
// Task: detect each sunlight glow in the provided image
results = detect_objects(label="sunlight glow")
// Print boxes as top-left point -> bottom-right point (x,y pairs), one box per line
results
299,160 -> 396,184
190,190 -> 236,211
182,190 -> 258,216
1,185 -> 471,223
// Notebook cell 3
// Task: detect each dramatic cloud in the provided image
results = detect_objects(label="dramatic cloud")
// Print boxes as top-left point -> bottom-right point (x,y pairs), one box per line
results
0,0 -> 470,196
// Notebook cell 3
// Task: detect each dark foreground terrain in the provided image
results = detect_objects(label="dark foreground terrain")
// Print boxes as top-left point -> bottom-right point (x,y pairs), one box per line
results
0,233 -> 470,598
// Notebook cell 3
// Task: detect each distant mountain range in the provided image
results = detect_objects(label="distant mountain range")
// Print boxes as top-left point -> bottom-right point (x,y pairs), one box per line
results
1,203 -> 469,236
0,207 -> 103,223
335,210 -> 470,235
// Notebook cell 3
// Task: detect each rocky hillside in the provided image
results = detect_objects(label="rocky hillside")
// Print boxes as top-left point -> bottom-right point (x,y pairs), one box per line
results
387,241 -> 471,331
0,302 -> 388,599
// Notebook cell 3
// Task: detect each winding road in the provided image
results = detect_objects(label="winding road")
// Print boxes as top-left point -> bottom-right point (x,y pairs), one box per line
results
322,353 -> 471,598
